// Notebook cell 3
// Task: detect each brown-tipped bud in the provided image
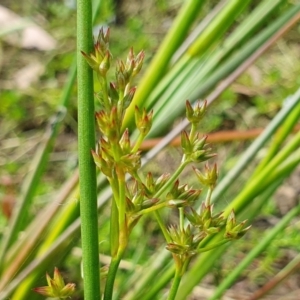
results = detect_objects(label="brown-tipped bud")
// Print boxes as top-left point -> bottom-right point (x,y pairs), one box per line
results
166,225 -> 196,256
81,51 -> 101,72
194,134 -> 208,150
135,106 -> 153,136
191,149 -> 216,163
186,100 -> 207,124
155,173 -> 170,190
116,70 -> 126,91
95,110 -> 108,132
194,163 -> 218,189
91,150 -> 102,169
225,210 -> 251,240
109,82 -> 119,104
123,87 -> 136,110
185,100 -> 194,122
167,199 -> 188,208
99,50 -> 111,76
145,172 -> 155,192
131,189 -> 144,206
181,130 -> 192,154
119,129 -> 131,153
120,152 -> 141,174
125,58 -> 135,78
141,198 -> 159,209
132,50 -> 145,76
33,267 -> 75,298
126,48 -> 135,66
82,27 -> 112,74
92,149 -> 112,177
101,27 -> 110,43
125,197 -> 136,213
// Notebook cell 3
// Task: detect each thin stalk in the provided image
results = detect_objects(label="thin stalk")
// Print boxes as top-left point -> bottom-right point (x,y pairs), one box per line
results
104,253 -> 124,300
77,0 -> 100,300
154,211 -> 171,243
110,197 -> 119,257
167,268 -> 182,300
179,208 -> 184,231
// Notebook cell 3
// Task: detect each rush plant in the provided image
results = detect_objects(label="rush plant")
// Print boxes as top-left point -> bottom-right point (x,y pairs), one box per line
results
80,27 -> 250,300
0,1 -> 300,300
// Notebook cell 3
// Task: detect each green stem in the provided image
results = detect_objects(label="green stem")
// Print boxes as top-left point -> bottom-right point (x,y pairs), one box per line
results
154,211 -> 171,243
77,0 -> 100,299
205,188 -> 213,206
118,172 -> 128,254
167,267 -> 182,300
110,197 -> 119,257
197,239 -> 229,253
179,208 -> 184,231
131,133 -> 145,153
168,258 -> 190,300
100,75 -> 110,111
103,252 -> 124,300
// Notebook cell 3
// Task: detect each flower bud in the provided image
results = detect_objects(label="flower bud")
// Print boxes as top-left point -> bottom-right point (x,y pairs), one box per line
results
186,100 -> 207,124
194,163 -> 218,189
225,210 -> 251,240
33,267 -> 75,299
119,129 -> 131,153
99,50 -> 111,76
135,106 -> 153,136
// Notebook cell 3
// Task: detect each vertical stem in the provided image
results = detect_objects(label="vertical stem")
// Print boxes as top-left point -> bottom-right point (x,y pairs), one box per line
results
168,258 -> 189,300
167,268 -> 182,300
77,0 -> 100,299
103,251 -> 124,300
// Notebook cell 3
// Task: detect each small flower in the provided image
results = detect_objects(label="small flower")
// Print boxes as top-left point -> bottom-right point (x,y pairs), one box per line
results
166,225 -> 196,257
81,28 -> 112,75
184,203 -> 224,237
33,267 -> 75,299
144,172 -> 170,197
194,163 -> 218,189
225,210 -> 251,240
166,180 -> 201,203
135,106 -> 153,136
186,100 -> 207,124
181,132 -> 216,163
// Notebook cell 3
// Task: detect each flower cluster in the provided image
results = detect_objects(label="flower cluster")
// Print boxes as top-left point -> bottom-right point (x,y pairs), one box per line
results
83,27 -> 250,285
